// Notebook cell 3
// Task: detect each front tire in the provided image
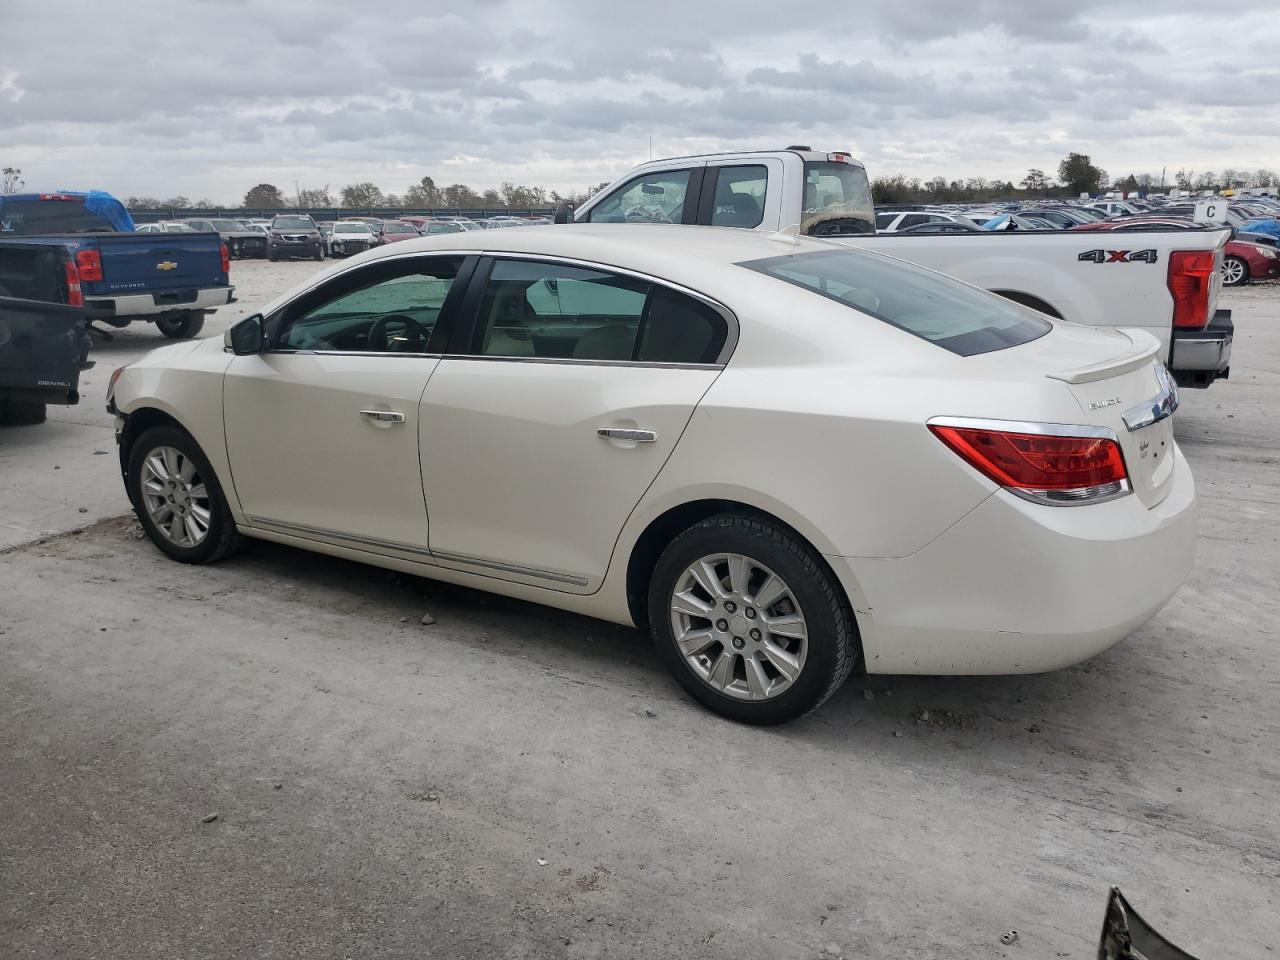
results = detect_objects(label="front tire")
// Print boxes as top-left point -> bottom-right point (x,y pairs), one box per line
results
155,311 -> 206,339
1222,255 -> 1248,287
648,514 -> 859,724
127,425 -> 243,564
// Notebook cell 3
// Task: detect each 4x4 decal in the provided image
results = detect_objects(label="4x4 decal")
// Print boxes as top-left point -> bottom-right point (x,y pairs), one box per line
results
1078,249 -> 1158,264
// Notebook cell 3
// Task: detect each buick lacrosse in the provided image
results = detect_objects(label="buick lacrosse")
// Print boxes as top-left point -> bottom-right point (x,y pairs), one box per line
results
107,225 -> 1196,724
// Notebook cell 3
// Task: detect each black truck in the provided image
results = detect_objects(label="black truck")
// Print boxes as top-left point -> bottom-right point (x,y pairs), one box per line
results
0,240 -> 91,424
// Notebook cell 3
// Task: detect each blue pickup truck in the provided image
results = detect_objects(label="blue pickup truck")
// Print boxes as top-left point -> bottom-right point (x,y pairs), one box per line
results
0,191 -> 233,339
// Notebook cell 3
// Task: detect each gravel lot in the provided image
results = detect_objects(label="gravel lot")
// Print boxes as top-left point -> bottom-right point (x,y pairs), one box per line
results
1,263 -> 1277,959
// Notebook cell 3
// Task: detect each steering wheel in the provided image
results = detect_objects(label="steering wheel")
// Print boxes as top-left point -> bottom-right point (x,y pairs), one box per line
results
367,313 -> 430,352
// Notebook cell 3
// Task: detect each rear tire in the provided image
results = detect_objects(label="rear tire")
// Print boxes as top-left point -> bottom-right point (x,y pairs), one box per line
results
127,425 -> 243,564
1222,255 -> 1249,287
647,514 -> 859,724
0,398 -> 47,426
155,311 -> 206,340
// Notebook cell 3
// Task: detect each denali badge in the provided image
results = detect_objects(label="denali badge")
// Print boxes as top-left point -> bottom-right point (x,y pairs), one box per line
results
156,261 -> 178,271
1088,397 -> 1122,410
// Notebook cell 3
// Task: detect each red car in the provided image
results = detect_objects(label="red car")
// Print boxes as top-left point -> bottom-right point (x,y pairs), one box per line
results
377,220 -> 422,245
1070,216 -> 1280,286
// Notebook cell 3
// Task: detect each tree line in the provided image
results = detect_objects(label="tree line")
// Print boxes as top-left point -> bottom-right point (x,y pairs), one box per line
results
872,152 -> 1279,204
124,177 -> 610,212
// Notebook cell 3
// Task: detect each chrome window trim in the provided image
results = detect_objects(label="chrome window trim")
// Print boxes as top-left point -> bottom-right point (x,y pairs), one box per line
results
437,354 -> 721,371
246,516 -> 589,587
927,415 -> 1119,443
257,247 -> 739,367
1122,363 -> 1179,433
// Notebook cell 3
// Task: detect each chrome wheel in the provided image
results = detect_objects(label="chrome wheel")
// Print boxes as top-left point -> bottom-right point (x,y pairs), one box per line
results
1222,257 -> 1247,286
669,553 -> 808,701
138,445 -> 211,548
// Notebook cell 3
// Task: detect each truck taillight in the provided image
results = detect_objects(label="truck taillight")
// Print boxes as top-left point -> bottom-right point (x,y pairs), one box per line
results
929,421 -> 1130,506
827,152 -> 852,163
63,260 -> 83,306
74,247 -> 103,282
1167,250 -> 1216,329
220,242 -> 230,274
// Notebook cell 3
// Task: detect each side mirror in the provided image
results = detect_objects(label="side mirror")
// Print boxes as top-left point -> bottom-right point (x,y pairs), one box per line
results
553,200 -> 574,224
226,314 -> 264,355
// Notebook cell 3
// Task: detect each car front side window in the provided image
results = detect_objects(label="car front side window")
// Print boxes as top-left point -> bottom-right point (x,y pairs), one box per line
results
277,257 -> 464,354
585,170 -> 694,224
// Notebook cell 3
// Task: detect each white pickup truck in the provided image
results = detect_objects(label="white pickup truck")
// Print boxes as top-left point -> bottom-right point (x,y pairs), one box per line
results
568,148 -> 1233,388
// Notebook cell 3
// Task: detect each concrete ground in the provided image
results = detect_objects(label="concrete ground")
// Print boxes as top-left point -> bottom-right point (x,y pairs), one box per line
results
1,267 -> 1277,959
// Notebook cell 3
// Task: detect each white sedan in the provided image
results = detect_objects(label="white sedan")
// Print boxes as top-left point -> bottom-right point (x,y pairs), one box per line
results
106,225 -> 1196,724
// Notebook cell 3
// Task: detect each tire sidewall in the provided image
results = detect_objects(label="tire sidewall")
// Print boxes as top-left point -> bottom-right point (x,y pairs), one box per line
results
648,516 -> 851,724
128,426 -> 233,563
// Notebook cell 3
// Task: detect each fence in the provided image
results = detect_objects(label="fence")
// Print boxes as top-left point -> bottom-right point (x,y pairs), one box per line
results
130,207 -> 555,223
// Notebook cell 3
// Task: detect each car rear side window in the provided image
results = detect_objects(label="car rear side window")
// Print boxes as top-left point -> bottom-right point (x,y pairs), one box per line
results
472,259 -> 728,364
740,248 -> 1051,356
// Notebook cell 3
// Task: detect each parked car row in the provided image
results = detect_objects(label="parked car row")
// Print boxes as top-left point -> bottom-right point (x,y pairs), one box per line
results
134,212 -> 556,261
874,194 -> 1280,286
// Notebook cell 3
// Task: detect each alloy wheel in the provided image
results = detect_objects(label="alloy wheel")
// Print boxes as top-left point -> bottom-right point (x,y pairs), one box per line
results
1222,258 -> 1246,285
138,445 -> 212,547
669,553 -> 808,701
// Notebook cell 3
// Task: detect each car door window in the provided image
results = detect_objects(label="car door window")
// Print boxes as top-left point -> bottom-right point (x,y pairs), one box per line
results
585,169 -> 693,224
277,257 -> 464,353
473,259 -> 729,364
875,212 -> 898,230
708,165 -> 767,228
899,214 -> 930,228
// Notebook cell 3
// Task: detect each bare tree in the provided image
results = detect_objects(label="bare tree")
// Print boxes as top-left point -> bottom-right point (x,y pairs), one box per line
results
1,166 -> 23,194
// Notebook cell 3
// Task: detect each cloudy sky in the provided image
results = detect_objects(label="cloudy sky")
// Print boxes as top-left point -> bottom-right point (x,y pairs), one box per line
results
2,0 -> 1278,203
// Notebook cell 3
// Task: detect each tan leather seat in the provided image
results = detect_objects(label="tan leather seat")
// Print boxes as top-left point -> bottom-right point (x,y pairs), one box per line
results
573,323 -> 635,361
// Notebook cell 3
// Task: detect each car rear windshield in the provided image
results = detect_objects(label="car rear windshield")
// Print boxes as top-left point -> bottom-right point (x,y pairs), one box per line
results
0,199 -> 115,235
211,219 -> 243,231
800,161 -> 875,236
274,217 -> 314,230
740,248 -> 1051,356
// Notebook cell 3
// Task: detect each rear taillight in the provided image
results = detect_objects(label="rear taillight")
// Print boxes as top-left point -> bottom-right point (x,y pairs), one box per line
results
63,259 -> 83,306
1167,250 -> 1216,329
74,247 -> 103,282
929,420 -> 1130,506
220,242 -> 230,274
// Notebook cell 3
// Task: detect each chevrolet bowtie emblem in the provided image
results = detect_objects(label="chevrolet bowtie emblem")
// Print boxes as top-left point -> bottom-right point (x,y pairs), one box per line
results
156,261 -> 178,271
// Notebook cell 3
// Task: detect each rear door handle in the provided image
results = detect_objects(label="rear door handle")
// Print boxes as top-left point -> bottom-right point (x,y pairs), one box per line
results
597,427 -> 657,443
360,409 -> 406,423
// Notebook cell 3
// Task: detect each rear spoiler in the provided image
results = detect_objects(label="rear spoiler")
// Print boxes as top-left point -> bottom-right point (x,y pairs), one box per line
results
1047,328 -> 1161,385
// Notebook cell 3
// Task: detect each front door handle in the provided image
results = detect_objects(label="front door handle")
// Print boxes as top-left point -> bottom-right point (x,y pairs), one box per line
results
360,409 -> 406,423
598,427 -> 657,443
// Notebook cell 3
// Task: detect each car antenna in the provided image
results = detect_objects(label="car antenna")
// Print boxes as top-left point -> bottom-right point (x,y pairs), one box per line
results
768,223 -> 801,244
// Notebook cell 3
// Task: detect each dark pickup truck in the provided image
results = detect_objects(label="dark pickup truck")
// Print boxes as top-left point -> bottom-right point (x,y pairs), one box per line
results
0,191 -> 233,340
0,240 -> 90,424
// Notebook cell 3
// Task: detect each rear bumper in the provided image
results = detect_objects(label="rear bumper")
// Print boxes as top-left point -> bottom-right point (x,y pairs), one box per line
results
1170,308 -> 1232,388
832,449 -> 1197,675
85,286 -> 234,318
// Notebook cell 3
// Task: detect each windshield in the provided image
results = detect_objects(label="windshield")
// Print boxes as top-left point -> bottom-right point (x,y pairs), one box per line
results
0,198 -> 116,235
335,223 -> 372,234
273,217 -> 314,230
211,219 -> 243,231
740,248 -> 1051,356
385,223 -> 417,233
800,161 -> 874,236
